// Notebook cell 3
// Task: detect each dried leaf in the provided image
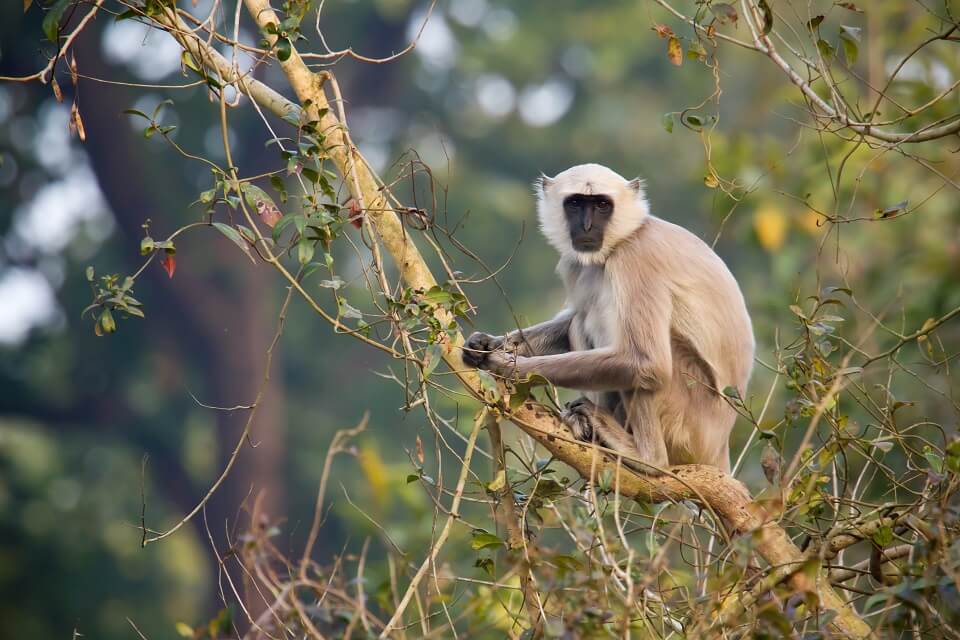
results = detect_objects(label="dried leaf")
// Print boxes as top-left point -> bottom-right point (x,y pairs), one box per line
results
69,52 -> 78,86
69,101 -> 86,141
653,23 -> 674,39
710,3 -> 738,24
761,442 -> 780,485
51,76 -> 63,103
704,173 -> 719,188
667,36 -> 682,66
415,434 -> 425,465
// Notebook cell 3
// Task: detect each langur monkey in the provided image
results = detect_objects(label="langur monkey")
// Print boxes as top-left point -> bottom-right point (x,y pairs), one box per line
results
462,163 -> 754,475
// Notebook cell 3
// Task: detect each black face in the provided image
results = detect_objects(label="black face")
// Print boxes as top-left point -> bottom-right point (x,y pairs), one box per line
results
563,194 -> 613,252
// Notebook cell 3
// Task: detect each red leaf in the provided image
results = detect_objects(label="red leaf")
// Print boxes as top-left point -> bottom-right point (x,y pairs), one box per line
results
347,198 -> 364,229
161,253 -> 176,279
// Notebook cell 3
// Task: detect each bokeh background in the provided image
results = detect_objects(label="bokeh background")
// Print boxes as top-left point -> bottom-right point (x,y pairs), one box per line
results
1,1 -> 958,637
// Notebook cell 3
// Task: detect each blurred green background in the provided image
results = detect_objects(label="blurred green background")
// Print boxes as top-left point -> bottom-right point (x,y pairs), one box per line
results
1,1 -> 958,637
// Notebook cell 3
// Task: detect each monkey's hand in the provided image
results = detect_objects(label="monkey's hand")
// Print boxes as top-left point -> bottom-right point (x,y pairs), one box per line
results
462,332 -> 505,369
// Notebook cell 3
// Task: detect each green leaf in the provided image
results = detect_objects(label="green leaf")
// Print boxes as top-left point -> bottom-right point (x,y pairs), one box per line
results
405,474 -> 420,484
661,112 -> 674,133
211,222 -> 253,261
85,266 -> 94,281
123,108 -> 150,120
872,525 -> 894,547
297,237 -> 315,265
757,0 -> 773,35
422,343 -> 444,378
240,183 -> 277,211
271,213 -> 298,242
99,308 -> 116,334
924,447 -> 944,473
817,38 -> 835,61
140,237 -> 155,255
42,0 -> 72,42
839,26 -> 860,64
476,370 -> 500,401
553,554 -> 583,572
174,622 -> 194,638
470,530 -> 504,551
276,37 -> 292,62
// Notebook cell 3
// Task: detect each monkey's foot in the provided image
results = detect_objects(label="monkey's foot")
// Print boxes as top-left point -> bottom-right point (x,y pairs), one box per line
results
561,397 -> 598,442
562,397 -> 667,477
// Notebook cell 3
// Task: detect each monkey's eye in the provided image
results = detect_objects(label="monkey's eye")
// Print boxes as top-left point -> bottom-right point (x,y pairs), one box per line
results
597,200 -> 612,214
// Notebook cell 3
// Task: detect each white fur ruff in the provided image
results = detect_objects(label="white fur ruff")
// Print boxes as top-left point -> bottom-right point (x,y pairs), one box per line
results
535,163 -> 650,265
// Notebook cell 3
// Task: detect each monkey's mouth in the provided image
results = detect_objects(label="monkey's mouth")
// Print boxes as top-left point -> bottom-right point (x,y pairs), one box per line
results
572,237 -> 603,252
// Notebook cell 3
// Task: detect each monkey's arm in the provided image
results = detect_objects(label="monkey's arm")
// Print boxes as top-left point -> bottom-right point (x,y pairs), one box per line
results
487,273 -> 674,391
487,346 -> 669,392
503,309 -> 573,356
462,310 -> 572,368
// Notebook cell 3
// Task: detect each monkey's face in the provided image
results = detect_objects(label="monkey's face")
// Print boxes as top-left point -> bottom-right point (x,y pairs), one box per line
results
536,163 -> 649,264
563,194 -> 613,253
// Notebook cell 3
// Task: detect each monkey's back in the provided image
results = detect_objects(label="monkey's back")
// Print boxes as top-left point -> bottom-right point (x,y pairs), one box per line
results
611,216 -> 755,469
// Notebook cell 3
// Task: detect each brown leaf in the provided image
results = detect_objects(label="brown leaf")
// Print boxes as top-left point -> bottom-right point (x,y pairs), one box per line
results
69,101 -> 86,141
161,253 -> 176,279
23,0 -> 32,12
256,199 -> 282,228
415,434 -> 424,465
51,76 -> 63,103
667,37 -> 683,66
653,23 -> 674,39
761,442 -> 781,485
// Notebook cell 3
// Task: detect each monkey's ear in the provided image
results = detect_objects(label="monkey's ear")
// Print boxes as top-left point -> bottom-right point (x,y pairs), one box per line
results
534,173 -> 554,194
627,177 -> 645,192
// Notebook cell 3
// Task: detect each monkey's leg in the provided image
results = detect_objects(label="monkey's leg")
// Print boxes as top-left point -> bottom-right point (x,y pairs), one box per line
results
562,397 -> 667,476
